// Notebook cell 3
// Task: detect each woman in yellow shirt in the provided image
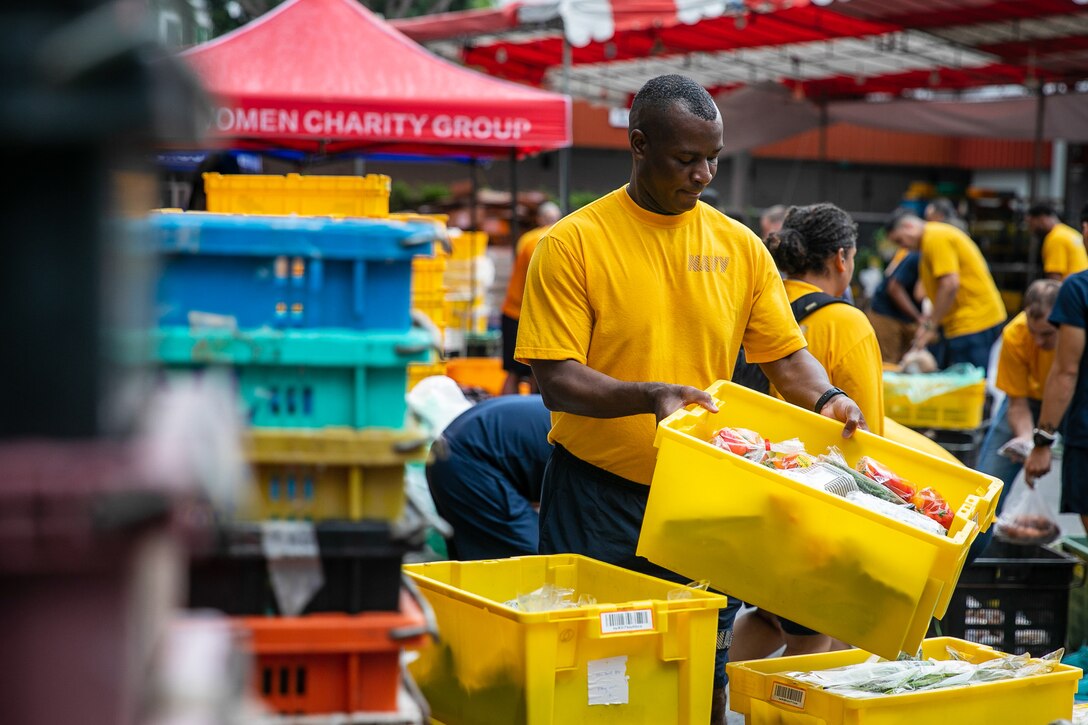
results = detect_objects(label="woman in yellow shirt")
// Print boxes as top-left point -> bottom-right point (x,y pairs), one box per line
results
731,203 -> 887,661
765,204 -> 886,435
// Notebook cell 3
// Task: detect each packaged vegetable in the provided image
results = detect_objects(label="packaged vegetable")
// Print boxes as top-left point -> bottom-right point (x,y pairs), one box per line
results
764,438 -> 815,470
781,646 -> 1064,698
777,463 -> 859,497
994,484 -> 1061,545
711,427 -> 766,462
911,487 -> 954,530
857,456 -> 917,503
821,447 -> 905,504
846,491 -> 948,537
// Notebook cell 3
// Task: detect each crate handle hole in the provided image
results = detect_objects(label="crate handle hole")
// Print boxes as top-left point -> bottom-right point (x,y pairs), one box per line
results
295,666 -> 307,695
279,667 -> 290,695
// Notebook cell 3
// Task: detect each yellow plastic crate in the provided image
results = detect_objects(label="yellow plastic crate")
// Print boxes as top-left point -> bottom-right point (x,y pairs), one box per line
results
446,356 -> 504,395
407,360 -> 448,391
727,637 -> 1082,725
638,380 -> 1002,660
885,380 -> 986,430
412,292 -> 449,329
412,255 -> 447,298
239,428 -> 427,522
446,229 -> 488,260
203,173 -> 390,217
404,554 -> 727,725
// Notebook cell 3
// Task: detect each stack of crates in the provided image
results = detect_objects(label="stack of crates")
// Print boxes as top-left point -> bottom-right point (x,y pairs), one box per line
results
144,174 -> 439,720
443,228 -> 491,351
399,213 -> 451,390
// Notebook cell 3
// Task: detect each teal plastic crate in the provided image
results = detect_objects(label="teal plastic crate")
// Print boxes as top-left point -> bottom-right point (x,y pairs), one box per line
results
152,327 -> 431,429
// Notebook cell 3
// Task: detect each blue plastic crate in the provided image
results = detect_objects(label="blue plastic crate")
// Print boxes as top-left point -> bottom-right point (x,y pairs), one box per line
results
150,212 -> 438,331
151,326 -> 432,429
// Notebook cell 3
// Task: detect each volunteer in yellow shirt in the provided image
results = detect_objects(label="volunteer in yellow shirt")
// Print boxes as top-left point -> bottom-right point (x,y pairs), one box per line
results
887,213 -> 1007,370
765,204 -> 885,436
1027,203 -> 1087,280
732,203 -> 885,663
968,280 -> 1061,556
500,202 -> 561,394
515,74 -> 863,724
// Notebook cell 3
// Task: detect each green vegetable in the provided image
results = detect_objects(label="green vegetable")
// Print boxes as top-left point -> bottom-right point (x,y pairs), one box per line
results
825,459 -> 905,504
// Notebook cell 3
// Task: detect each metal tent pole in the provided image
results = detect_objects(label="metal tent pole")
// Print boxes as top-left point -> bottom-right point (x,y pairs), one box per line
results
509,146 -> 519,259
558,36 -> 572,214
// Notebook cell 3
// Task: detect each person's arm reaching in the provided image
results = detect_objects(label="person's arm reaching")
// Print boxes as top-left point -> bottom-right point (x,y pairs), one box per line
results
886,277 -> 923,323
1006,396 -> 1035,440
531,359 -> 718,423
915,273 -> 959,347
760,348 -> 867,437
1025,324 -> 1086,483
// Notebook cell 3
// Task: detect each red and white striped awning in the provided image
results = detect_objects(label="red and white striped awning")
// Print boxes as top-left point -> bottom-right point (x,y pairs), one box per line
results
393,0 -> 1088,105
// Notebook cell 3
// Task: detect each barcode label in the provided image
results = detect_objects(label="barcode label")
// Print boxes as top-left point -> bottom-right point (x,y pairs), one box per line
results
600,609 -> 653,634
771,682 -> 806,709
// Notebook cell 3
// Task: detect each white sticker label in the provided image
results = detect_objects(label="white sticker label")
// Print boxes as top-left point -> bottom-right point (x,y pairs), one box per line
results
771,681 -> 807,709
588,656 -> 629,706
261,521 -> 320,559
600,609 -> 654,635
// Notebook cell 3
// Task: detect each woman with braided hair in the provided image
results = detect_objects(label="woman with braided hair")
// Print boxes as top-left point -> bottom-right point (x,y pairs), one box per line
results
730,203 -> 886,660
765,203 -> 885,436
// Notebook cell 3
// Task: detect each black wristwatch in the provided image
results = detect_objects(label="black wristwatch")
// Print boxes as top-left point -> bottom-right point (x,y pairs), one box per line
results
814,387 -> 846,414
1033,427 -> 1058,448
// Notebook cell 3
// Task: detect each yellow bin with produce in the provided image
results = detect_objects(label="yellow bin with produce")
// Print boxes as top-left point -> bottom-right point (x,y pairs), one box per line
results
727,637 -> 1082,725
638,380 -> 1002,661
404,554 -> 726,725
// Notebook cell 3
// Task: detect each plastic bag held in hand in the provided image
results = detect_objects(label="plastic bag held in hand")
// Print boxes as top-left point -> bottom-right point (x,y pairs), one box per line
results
994,484 -> 1061,545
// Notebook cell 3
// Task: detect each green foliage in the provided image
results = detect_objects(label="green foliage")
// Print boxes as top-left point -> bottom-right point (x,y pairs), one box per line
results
389,181 -> 452,211
568,190 -> 601,211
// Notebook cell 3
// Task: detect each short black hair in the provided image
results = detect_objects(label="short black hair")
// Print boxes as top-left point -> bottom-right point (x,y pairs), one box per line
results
1027,202 -> 1057,218
630,75 -> 718,137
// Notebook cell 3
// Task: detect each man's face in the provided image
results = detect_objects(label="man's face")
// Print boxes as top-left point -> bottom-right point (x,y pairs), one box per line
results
631,102 -> 723,215
1027,313 -> 1058,351
1026,215 -> 1047,236
761,216 -> 783,239
888,221 -> 922,251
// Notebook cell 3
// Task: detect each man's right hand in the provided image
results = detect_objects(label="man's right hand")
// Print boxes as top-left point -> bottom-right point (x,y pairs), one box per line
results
648,383 -> 719,423
1024,445 -> 1052,488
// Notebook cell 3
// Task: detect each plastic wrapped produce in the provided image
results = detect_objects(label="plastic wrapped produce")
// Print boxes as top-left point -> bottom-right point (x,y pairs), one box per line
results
845,491 -> 948,537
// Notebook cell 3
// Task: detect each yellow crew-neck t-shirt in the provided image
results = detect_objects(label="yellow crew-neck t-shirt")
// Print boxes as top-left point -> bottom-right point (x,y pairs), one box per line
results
516,186 -> 806,484
996,311 -> 1055,401
1041,223 -> 1088,280
919,222 -> 1006,339
775,279 -> 885,435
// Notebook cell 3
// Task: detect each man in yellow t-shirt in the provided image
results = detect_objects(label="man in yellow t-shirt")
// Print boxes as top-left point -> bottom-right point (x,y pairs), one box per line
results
970,279 -> 1060,559
500,202 -> 561,394
515,74 -> 864,723
1027,203 -> 1087,280
887,212 -> 1007,371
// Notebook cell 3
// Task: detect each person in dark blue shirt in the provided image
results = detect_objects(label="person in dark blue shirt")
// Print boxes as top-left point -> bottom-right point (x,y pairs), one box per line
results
1025,271 -> 1088,535
867,250 -> 923,363
426,395 -> 553,559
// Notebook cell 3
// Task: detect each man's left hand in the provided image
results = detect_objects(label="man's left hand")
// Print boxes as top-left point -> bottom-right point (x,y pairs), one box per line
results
819,395 -> 867,438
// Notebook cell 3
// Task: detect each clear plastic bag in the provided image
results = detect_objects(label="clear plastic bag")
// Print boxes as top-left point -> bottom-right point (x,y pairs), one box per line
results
711,427 -> 767,463
994,483 -> 1061,545
845,491 -> 948,538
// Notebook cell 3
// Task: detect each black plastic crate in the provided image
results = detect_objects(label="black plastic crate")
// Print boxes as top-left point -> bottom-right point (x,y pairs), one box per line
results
188,517 -> 425,615
938,541 -> 1082,655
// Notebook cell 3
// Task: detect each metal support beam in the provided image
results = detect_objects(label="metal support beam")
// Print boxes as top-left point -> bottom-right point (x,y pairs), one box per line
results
558,36 -> 572,214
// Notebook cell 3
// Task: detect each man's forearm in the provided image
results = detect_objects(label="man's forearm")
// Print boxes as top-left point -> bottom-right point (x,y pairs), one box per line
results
1006,396 -> 1035,439
760,348 -> 835,411
928,275 -> 959,325
886,279 -> 922,322
530,359 -> 655,418
1038,370 -> 1077,432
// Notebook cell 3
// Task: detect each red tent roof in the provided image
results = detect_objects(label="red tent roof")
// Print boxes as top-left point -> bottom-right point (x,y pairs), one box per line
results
181,0 -> 571,156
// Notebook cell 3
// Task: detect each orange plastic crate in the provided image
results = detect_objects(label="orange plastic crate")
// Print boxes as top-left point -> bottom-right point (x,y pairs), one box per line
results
238,590 -> 431,715
446,357 -> 505,395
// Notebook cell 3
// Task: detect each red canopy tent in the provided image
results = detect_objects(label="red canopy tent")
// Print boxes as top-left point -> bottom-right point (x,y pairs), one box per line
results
181,0 -> 571,157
